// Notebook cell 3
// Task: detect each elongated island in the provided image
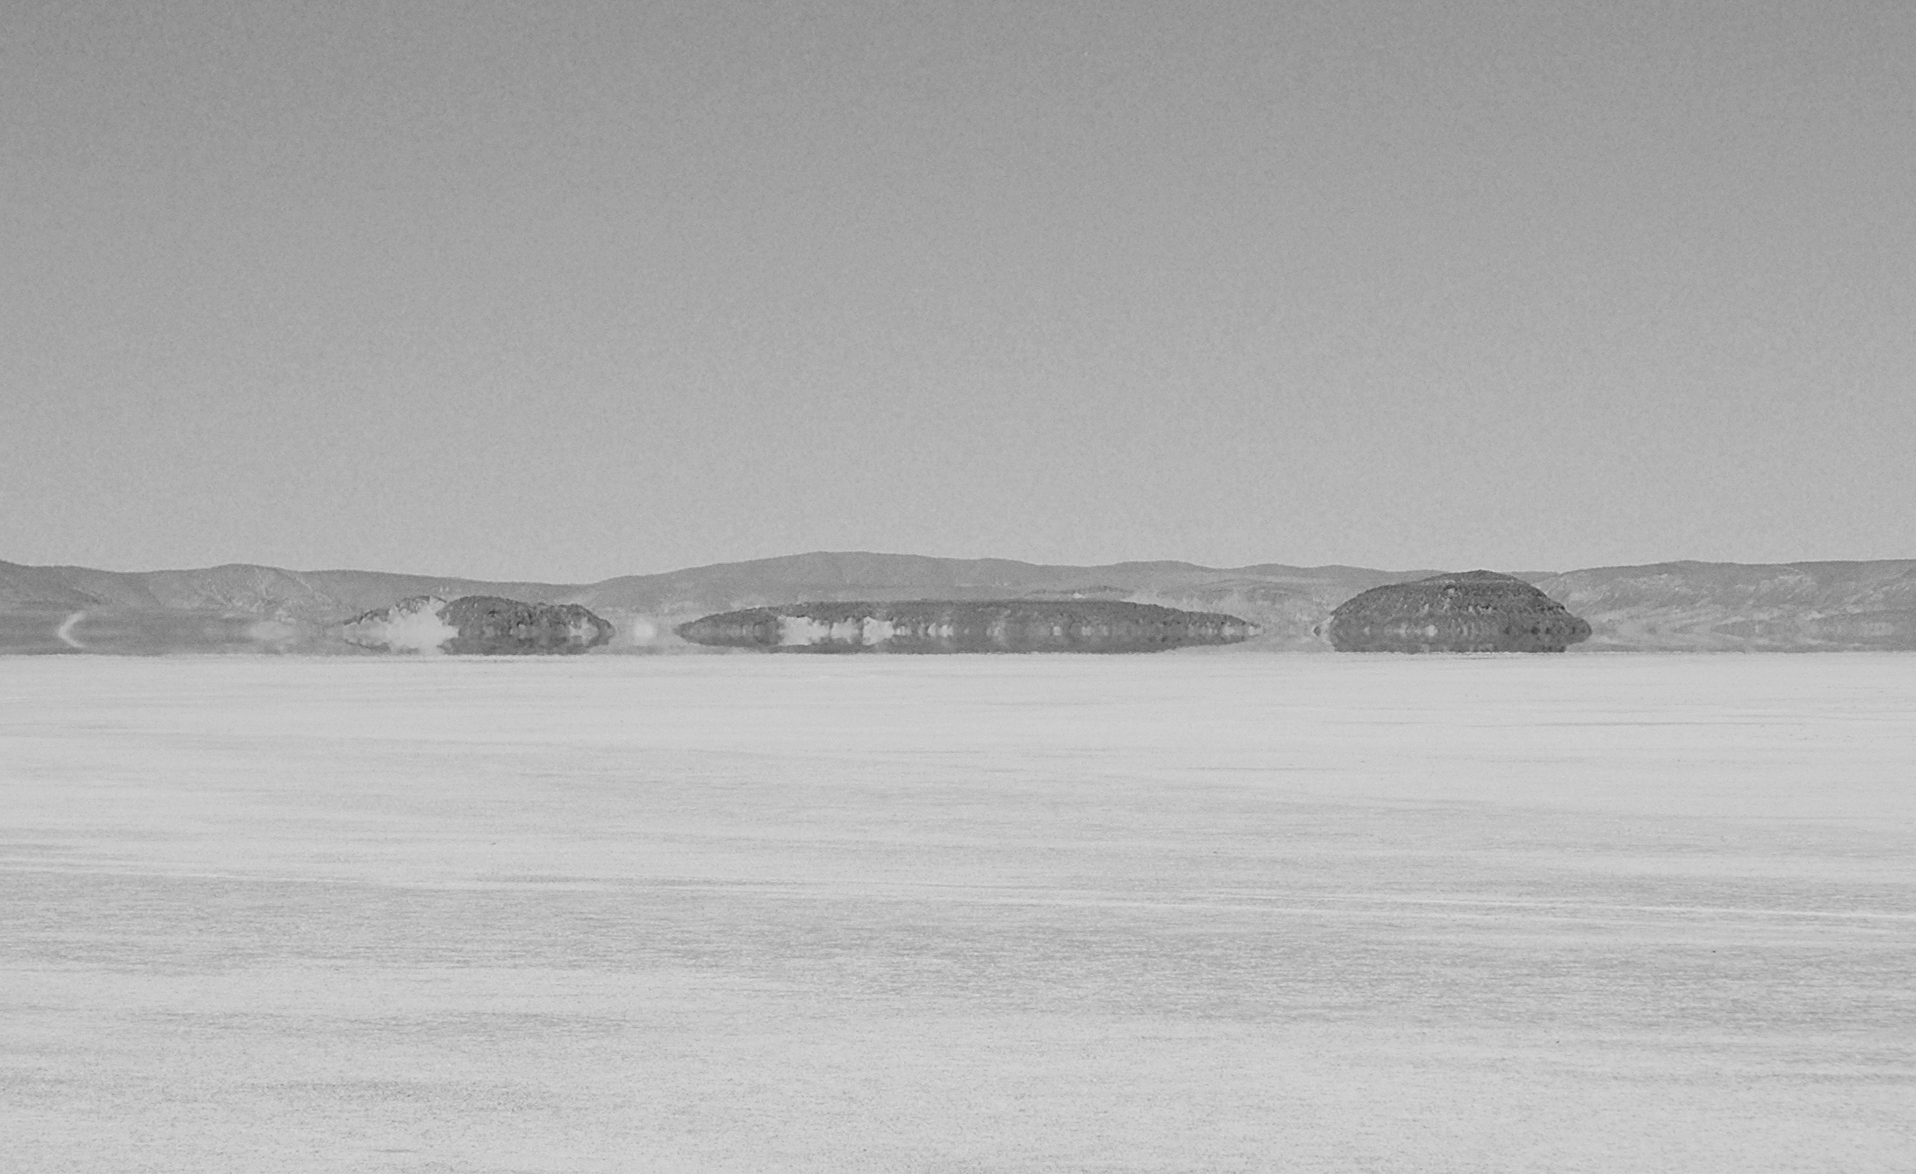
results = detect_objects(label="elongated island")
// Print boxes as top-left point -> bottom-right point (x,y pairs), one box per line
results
678,599 -> 1258,653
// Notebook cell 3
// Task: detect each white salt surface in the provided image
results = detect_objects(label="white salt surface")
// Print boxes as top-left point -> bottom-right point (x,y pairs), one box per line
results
2,653 -> 1912,1173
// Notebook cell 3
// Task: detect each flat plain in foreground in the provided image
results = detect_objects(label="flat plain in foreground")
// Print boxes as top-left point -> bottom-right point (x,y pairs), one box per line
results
2,653 -> 1912,1172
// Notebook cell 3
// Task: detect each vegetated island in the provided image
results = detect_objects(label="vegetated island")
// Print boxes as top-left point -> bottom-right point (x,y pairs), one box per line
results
342,595 -> 614,654
1324,571 -> 1592,653
677,599 -> 1259,653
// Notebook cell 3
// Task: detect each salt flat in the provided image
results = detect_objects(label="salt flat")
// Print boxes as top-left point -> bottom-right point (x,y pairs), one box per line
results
2,653 -> 1912,1173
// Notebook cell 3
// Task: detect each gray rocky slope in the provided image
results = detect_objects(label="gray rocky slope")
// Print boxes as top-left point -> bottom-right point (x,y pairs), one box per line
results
3,553 -> 1914,654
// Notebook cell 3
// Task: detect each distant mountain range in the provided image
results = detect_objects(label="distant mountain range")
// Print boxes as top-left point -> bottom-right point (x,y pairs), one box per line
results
4,552 -> 1914,654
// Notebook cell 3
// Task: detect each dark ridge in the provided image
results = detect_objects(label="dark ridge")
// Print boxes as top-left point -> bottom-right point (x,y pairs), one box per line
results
677,599 -> 1258,654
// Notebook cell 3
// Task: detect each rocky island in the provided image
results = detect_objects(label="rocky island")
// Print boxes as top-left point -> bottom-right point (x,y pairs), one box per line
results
1325,571 -> 1591,653
342,595 -> 614,654
678,599 -> 1258,653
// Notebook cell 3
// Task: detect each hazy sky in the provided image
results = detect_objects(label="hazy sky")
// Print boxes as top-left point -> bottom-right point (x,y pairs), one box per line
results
5,0 -> 1912,581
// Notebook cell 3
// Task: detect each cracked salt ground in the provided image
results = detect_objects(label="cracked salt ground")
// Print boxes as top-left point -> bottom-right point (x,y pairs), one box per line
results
1,654 -> 1912,1172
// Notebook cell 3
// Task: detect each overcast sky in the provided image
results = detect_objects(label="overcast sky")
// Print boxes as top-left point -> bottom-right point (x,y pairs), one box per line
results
4,0 -> 1912,581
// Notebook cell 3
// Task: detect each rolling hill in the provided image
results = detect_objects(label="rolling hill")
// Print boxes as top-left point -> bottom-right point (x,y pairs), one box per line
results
3,553 -> 1914,654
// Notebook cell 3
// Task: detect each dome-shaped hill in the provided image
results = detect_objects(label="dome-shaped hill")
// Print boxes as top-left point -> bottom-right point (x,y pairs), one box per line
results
1325,571 -> 1591,653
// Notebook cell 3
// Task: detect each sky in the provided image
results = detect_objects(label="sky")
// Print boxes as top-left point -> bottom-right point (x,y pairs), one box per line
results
4,0 -> 1912,582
